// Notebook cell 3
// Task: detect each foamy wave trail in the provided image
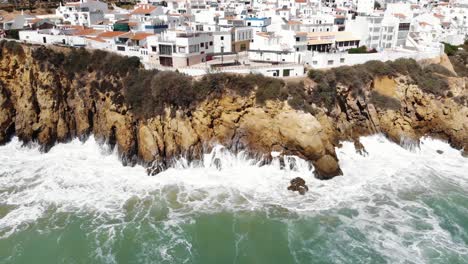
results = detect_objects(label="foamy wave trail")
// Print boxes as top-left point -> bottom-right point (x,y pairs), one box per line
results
0,135 -> 467,263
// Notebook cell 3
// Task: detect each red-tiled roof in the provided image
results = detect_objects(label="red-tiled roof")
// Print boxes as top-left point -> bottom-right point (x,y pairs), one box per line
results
97,31 -> 127,38
393,13 -> 407,19
85,36 -> 106,43
120,32 -> 155,40
73,28 -> 100,36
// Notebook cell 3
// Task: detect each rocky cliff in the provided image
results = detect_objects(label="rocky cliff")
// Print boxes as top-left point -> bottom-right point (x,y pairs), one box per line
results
0,42 -> 466,180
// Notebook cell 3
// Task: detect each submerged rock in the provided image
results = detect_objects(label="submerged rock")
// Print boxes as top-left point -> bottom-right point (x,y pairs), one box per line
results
287,177 -> 309,195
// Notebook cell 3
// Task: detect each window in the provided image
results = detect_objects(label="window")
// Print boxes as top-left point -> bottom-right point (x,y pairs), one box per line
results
189,44 -> 199,53
327,60 -> 333,65
296,47 -> 299,51
312,61 -> 317,65
296,37 -> 300,42
159,44 -> 172,55
151,46 -> 157,52
201,42 -> 204,47
117,46 -> 125,51
398,23 -> 410,31
178,47 -> 186,53
209,41 -> 213,46
340,58 -> 345,63
220,36 -> 224,40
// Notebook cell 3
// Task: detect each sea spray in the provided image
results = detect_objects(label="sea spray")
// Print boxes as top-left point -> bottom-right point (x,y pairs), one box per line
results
0,135 -> 467,263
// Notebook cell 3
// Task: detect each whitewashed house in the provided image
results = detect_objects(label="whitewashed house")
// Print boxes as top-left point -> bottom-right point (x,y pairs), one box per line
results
56,0 -> 108,27
147,30 -> 214,67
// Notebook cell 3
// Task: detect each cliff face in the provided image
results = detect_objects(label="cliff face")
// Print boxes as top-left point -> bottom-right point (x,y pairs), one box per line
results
0,43 -> 466,180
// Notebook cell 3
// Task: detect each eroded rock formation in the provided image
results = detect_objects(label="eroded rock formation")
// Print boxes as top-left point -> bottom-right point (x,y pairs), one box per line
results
0,43 -> 466,180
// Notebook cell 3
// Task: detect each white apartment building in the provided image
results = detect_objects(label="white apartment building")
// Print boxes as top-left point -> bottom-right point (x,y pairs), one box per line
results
147,30 -> 214,67
346,14 -> 411,50
56,0 -> 108,27
213,31 -> 232,53
282,15 -> 338,33
245,17 -> 271,32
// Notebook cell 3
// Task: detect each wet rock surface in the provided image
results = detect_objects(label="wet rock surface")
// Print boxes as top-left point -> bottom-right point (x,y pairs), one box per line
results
287,177 -> 309,195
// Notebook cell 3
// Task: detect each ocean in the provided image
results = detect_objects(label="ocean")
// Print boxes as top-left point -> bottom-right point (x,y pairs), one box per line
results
0,135 -> 467,264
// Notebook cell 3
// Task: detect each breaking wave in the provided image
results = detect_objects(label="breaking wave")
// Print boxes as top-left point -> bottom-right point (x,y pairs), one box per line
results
0,135 -> 467,263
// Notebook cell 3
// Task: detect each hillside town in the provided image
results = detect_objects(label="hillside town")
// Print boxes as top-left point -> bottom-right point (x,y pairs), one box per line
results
1,0 -> 467,77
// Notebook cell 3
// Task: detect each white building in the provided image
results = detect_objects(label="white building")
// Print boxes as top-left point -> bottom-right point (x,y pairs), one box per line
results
56,0 -> 108,27
346,14 -> 411,50
147,30 -> 214,67
355,0 -> 375,15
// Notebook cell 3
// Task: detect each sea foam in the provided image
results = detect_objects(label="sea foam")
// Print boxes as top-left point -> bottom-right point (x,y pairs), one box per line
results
0,134 -> 467,263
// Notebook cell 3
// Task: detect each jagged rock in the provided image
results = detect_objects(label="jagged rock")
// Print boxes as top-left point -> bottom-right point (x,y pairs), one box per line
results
354,139 -> 368,156
436,150 -> 444,154
313,155 -> 342,180
212,157 -> 222,170
287,177 -> 309,195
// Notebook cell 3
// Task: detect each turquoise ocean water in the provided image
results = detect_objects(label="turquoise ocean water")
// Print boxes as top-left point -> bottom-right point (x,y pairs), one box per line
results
0,135 -> 467,263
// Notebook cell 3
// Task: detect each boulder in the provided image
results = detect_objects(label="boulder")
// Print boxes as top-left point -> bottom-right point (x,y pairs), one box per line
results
287,177 -> 309,195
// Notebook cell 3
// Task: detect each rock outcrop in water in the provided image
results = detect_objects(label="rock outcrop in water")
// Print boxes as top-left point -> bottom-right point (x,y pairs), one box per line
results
0,41 -> 466,179
287,177 -> 309,195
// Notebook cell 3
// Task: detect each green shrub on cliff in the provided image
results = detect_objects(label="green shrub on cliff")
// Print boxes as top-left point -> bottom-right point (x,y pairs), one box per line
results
31,47 -> 141,78
306,58 -> 451,110
449,50 -> 468,77
443,42 -> 459,56
253,75 -> 287,104
369,91 -> 401,110
424,64 -> 455,77
0,40 -> 24,57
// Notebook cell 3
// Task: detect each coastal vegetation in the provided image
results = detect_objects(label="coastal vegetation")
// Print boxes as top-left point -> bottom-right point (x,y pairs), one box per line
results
347,46 -> 377,54
307,58 -> 452,110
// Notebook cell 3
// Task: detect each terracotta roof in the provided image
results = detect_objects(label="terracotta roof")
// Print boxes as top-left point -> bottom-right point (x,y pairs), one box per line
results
295,32 -> 307,36
120,32 -> 155,40
97,31 -> 127,38
128,21 -> 139,26
288,20 -> 302,25
29,18 -> 42,24
73,28 -> 101,36
131,4 -> 158,15
419,21 -> 430,27
393,13 -> 407,19
65,2 -> 81,6
60,25 -> 85,30
434,13 -> 444,19
0,13 -> 21,22
85,36 -> 106,43
295,0 -> 306,3
307,31 -> 359,45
